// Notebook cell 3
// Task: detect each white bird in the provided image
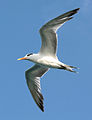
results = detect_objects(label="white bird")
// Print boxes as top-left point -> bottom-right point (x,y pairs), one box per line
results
18,8 -> 80,112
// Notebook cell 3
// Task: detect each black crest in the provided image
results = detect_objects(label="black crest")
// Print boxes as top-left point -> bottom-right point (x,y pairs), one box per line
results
27,53 -> 33,56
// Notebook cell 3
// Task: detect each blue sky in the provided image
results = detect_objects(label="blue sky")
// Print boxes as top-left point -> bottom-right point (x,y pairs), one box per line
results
0,0 -> 92,119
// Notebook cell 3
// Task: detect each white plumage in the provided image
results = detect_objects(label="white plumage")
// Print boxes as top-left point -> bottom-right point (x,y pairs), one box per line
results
18,8 -> 80,112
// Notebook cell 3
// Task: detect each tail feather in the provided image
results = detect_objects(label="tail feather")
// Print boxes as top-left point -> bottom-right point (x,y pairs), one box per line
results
67,65 -> 79,69
66,68 -> 78,73
59,64 -> 79,73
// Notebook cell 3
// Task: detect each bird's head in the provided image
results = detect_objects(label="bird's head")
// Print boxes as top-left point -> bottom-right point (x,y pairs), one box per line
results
17,53 -> 33,61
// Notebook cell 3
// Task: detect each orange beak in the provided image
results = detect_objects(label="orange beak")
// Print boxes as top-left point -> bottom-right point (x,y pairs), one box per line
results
17,57 -> 27,60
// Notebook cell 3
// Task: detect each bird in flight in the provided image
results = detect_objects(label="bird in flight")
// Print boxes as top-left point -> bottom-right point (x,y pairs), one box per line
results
18,8 -> 80,112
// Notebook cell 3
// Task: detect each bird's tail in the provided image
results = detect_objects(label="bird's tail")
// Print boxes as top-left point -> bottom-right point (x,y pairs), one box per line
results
59,64 -> 79,73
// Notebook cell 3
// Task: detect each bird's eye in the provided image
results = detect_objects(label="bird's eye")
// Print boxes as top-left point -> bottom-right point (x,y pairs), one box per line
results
27,53 -> 33,56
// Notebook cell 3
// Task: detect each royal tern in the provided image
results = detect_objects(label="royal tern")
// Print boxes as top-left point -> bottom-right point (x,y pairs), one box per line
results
18,8 -> 80,112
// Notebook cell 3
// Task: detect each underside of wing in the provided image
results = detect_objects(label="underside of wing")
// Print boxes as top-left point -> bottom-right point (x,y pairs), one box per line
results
39,8 -> 80,57
25,64 -> 49,112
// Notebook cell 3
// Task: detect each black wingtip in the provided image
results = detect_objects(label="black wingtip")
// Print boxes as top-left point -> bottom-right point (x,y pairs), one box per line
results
68,8 -> 80,17
39,102 -> 44,112
41,107 -> 44,112
74,8 -> 80,11
34,91 -> 44,112
73,8 -> 80,13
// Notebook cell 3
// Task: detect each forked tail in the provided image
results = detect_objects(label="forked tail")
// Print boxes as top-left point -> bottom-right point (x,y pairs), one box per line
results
59,64 -> 79,73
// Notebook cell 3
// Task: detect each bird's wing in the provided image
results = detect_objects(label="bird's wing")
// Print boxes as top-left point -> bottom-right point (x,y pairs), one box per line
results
25,64 -> 49,112
39,8 -> 80,57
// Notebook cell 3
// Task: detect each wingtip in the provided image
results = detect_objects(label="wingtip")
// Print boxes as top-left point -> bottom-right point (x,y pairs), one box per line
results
71,8 -> 80,14
41,107 -> 44,112
75,8 -> 80,11
65,8 -> 80,19
39,102 -> 44,112
74,8 -> 80,13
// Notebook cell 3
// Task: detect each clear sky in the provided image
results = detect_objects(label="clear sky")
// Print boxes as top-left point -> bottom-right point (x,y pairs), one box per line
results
0,0 -> 92,120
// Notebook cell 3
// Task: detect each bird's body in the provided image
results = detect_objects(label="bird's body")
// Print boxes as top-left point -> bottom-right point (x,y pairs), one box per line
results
27,53 -> 60,68
27,53 -> 75,71
18,8 -> 80,112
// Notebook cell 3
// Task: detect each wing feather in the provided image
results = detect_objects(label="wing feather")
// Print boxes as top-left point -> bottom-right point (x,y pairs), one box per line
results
39,8 -> 80,56
25,64 -> 49,112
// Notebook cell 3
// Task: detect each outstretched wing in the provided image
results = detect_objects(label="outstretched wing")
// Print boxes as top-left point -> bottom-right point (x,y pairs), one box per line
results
25,64 -> 49,112
39,8 -> 80,57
